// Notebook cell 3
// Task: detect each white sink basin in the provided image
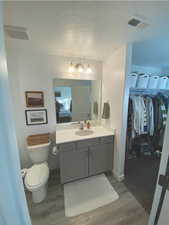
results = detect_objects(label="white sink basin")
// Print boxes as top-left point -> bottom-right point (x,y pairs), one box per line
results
75,130 -> 94,136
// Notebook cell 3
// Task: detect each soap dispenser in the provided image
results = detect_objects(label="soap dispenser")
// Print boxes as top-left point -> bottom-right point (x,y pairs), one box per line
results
87,121 -> 91,129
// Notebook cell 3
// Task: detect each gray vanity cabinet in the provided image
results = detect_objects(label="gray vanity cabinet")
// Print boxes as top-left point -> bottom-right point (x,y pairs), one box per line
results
89,143 -> 113,176
59,144 -> 88,183
59,135 -> 114,184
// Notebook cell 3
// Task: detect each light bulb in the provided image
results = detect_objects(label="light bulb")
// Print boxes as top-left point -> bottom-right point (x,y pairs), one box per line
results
68,63 -> 75,73
86,65 -> 92,74
78,64 -> 84,73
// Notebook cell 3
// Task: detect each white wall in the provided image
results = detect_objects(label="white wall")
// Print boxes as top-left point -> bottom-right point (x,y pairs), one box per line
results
132,38 -> 169,70
132,64 -> 162,76
102,44 -> 132,180
162,66 -> 169,75
6,48 -> 102,168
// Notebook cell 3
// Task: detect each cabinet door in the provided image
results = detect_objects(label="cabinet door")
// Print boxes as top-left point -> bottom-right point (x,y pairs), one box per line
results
89,143 -> 113,176
60,148 -> 88,184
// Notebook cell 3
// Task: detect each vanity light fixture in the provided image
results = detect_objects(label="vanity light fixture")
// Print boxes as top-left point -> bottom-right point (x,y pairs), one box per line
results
68,62 -> 75,73
86,64 -> 92,74
68,62 -> 93,74
77,63 -> 84,73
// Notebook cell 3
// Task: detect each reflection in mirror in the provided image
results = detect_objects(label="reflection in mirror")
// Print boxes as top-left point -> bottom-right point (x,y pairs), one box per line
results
53,79 -> 101,124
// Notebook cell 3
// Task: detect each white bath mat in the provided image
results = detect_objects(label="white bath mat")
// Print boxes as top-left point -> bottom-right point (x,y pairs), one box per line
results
64,174 -> 119,217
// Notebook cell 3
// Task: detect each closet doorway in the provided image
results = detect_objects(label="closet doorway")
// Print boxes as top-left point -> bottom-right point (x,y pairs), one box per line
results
124,88 -> 169,213
123,39 -> 169,214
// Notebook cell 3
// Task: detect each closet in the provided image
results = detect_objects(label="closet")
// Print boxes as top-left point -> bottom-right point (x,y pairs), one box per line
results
125,72 -> 169,213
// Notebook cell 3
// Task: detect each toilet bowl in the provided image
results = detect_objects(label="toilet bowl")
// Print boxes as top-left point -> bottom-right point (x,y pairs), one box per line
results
25,140 -> 51,203
25,162 -> 49,203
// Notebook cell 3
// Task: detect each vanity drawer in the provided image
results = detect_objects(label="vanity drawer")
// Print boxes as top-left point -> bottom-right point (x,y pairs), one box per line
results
77,138 -> 100,149
58,142 -> 76,152
100,136 -> 114,144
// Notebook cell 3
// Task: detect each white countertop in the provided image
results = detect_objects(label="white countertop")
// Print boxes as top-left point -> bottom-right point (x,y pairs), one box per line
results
56,126 -> 115,144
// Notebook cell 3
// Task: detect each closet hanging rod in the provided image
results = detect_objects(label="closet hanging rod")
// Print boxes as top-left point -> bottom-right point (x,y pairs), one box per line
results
130,88 -> 169,96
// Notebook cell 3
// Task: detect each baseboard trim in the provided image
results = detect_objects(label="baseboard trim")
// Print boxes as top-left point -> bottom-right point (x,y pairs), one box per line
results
113,171 -> 125,182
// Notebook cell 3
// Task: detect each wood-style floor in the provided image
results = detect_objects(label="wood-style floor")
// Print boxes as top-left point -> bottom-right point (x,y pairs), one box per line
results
124,155 -> 160,213
26,170 -> 149,225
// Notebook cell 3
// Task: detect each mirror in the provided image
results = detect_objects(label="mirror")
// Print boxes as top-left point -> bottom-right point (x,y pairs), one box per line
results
53,78 -> 101,124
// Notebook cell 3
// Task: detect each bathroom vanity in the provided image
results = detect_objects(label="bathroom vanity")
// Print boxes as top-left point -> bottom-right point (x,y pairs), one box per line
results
53,77 -> 112,184
56,126 -> 115,184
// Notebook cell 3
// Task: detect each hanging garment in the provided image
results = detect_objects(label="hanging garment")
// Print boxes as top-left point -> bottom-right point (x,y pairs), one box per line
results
127,99 -> 136,153
141,97 -> 148,133
145,96 -> 154,136
152,96 -> 160,134
127,91 -> 169,157
158,95 -> 167,149
131,96 -> 148,135
152,94 -> 168,150
158,95 -> 167,129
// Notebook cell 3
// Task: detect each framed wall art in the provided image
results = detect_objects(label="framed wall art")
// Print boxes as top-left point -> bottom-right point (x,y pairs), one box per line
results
25,109 -> 48,126
25,91 -> 44,107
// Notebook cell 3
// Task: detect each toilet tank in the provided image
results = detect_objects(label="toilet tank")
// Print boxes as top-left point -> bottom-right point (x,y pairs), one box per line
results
27,142 -> 51,164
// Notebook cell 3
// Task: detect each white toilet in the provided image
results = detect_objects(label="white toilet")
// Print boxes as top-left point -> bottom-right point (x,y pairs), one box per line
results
24,142 -> 50,203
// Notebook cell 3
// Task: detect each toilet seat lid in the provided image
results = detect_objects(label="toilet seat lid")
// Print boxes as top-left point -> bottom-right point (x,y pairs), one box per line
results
25,163 -> 49,188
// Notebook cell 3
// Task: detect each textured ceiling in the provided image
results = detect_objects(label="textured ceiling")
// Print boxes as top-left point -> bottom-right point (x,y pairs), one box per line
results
4,1 -> 169,61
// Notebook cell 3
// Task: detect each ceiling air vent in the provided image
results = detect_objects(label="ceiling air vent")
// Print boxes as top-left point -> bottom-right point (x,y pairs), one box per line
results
4,25 -> 29,40
128,17 -> 148,29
